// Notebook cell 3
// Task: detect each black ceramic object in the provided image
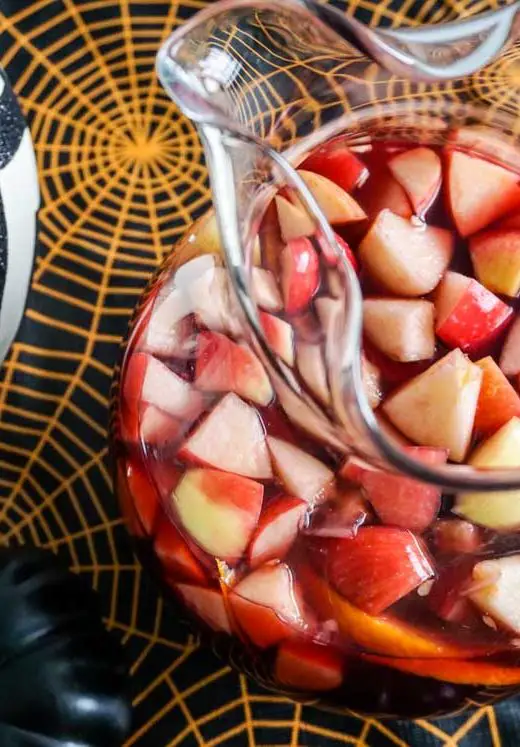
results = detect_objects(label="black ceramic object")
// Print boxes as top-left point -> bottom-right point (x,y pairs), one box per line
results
0,545 -> 131,746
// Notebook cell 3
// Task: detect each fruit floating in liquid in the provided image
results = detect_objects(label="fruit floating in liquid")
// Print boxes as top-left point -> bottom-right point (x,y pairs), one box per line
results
114,128 -> 520,718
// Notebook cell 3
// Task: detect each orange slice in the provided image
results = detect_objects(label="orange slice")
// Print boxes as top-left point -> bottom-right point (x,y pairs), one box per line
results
299,564 -> 478,659
364,654 -> 520,685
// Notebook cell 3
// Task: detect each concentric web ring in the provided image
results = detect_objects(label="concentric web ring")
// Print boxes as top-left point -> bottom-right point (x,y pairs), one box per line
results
0,0 -> 519,744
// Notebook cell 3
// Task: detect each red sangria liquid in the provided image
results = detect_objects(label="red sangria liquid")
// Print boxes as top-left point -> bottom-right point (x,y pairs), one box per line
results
113,128 -> 520,718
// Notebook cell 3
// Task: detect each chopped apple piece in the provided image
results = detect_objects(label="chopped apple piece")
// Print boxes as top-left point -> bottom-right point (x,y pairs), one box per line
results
230,562 -> 306,647
500,316 -> 520,376
140,405 -> 183,447
432,520 -> 482,556
275,639 -> 344,691
259,311 -> 294,366
362,354 -> 382,410
317,232 -> 358,270
304,488 -> 370,539
359,210 -> 453,296
182,212 -> 263,263
175,583 -> 232,633
300,140 -> 368,193
327,526 -> 434,615
297,342 -> 330,405
292,310 -> 322,344
251,267 -> 283,312
454,417 -> 520,530
357,164 -> 412,220
125,352 -> 203,421
143,289 -> 193,358
474,356 -> 520,435
469,555 -> 520,633
187,263 -> 241,336
297,170 -> 366,224
179,393 -> 272,479
343,447 -> 447,533
383,349 -> 482,462
154,516 -> 207,584
446,148 -> 520,237
281,237 -> 320,314
299,563 -> 476,658
315,296 -> 341,340
185,212 -> 224,257
470,230 -> 520,297
275,194 -> 315,242
497,211 -> 520,231
388,147 -> 441,216
248,495 -> 306,568
173,468 -> 263,562
435,271 -> 513,354
268,436 -> 334,505
363,298 -> 435,362
374,410 -> 411,447
427,559 -> 477,625
449,127 -> 520,173
195,331 -> 273,406
124,459 -> 159,535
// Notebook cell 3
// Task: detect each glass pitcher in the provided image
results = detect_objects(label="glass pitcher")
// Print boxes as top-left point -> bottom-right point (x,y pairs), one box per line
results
112,0 -> 520,719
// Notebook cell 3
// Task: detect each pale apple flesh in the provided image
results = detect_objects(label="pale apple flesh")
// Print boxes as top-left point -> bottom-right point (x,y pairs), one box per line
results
454,417 -> 520,530
383,349 -> 482,462
359,209 -> 453,296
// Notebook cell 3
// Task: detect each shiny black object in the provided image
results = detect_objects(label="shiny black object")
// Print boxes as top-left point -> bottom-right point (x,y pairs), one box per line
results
0,546 -> 131,746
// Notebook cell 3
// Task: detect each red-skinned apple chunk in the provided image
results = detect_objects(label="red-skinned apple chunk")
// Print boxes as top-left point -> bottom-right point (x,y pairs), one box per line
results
435,271 -> 513,354
388,147 -> 441,216
275,639 -> 344,691
454,417 -> 520,530
383,349 -> 482,462
230,562 -> 309,648
268,436 -> 334,506
300,140 -> 368,193
359,209 -> 453,296
363,298 -> 435,362
326,526 -> 434,615
446,148 -> 520,237
195,331 -> 273,406
500,316 -> 520,376
432,519 -> 482,556
470,230 -> 520,297
174,583 -> 232,634
173,468 -> 264,562
296,170 -> 367,224
281,237 -> 320,314
259,311 -> 294,366
356,164 -> 412,220
179,393 -> 273,479
124,352 -> 203,421
248,495 -> 307,568
342,447 -> 447,532
154,515 -> 207,584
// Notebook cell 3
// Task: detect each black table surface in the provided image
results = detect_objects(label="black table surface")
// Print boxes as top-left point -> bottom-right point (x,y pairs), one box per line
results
2,0 -> 520,744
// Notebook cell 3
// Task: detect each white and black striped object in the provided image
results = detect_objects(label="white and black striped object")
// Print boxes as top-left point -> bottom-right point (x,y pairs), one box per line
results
0,68 -> 40,363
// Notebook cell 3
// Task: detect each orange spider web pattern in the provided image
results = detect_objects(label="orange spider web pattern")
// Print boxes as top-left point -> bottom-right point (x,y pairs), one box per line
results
0,0 -> 520,744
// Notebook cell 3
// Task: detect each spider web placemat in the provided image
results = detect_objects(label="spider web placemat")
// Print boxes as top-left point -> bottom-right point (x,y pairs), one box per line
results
1,0 -> 520,744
